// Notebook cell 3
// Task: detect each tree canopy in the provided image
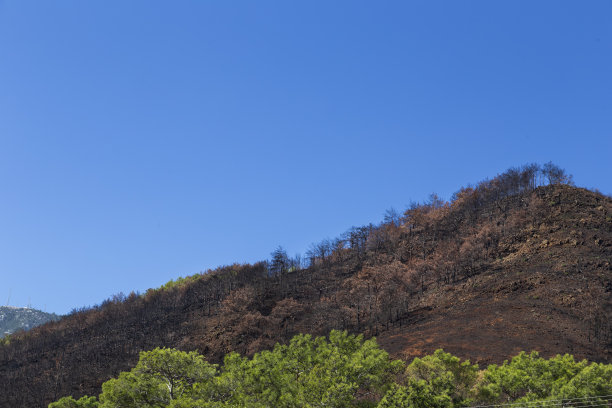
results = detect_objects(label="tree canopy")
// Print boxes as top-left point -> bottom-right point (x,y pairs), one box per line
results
50,333 -> 612,408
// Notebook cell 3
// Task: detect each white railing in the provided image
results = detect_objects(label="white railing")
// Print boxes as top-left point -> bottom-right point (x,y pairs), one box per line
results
471,395 -> 612,408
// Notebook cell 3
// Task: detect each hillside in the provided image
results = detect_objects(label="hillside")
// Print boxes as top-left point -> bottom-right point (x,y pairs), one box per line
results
0,306 -> 59,337
377,184 -> 612,362
0,165 -> 610,407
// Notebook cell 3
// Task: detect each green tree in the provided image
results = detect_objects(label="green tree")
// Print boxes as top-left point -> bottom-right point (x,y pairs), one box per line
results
50,338 -> 612,408
167,398 -> 240,408
406,349 -> 479,407
556,362 -> 612,400
476,352 -> 588,403
99,348 -> 217,408
211,330 -> 402,408
377,381 -> 452,408
49,396 -> 99,408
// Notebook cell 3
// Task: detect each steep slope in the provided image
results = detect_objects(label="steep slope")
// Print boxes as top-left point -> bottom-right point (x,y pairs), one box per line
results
0,170 -> 610,407
378,185 -> 612,363
0,306 -> 60,337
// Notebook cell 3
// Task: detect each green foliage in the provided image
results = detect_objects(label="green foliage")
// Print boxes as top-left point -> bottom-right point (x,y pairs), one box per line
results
166,398 -> 238,408
555,362 -> 612,400
99,347 -> 217,407
476,351 -> 591,403
156,275 -> 204,293
92,331 -> 399,408
49,395 -> 99,408
210,330 -> 402,408
50,340 -> 612,408
406,349 -> 479,407
377,381 -> 452,408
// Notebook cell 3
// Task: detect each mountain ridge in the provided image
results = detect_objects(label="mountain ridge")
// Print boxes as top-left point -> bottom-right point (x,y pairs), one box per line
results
0,306 -> 60,337
1,165 -> 610,407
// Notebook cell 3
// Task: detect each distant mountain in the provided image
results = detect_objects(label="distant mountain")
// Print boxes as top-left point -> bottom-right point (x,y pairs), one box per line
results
0,306 -> 60,337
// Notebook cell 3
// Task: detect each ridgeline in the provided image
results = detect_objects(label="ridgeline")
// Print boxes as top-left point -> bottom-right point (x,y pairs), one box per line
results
1,164 -> 610,407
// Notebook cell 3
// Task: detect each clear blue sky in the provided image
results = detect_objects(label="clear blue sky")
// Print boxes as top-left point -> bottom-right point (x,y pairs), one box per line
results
1,1 -> 610,315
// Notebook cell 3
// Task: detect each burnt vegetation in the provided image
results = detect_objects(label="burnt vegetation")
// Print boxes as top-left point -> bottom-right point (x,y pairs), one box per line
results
1,163 -> 611,407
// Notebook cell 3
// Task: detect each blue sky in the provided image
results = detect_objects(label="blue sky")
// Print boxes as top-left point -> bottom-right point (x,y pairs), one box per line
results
1,1 -> 611,314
